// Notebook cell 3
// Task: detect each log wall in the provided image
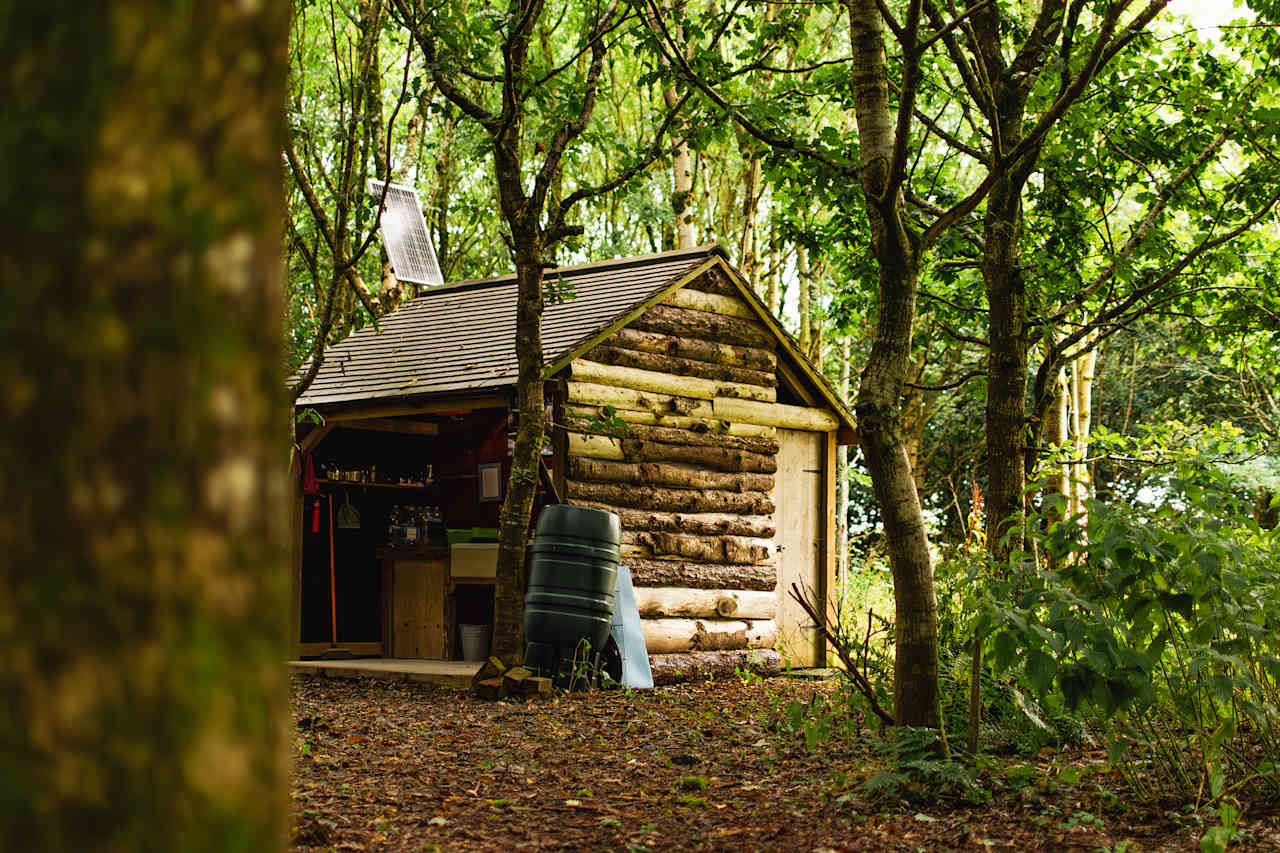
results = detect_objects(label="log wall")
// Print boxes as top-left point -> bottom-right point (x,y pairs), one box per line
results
558,267 -> 838,679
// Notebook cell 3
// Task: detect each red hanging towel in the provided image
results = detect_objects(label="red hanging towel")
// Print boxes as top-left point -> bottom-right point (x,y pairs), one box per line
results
303,454 -> 322,533
302,453 -> 319,495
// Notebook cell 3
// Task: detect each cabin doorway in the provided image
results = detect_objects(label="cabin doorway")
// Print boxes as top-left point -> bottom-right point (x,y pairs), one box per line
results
773,428 -> 824,667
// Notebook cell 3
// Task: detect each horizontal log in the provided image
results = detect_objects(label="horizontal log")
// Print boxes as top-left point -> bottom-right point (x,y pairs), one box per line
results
585,344 -> 775,388
567,381 -> 712,418
564,405 -> 775,439
642,618 -> 777,654
664,288 -> 756,319
568,481 -> 775,515
566,434 -> 624,460
608,327 -> 776,371
626,557 -> 776,591
572,502 -> 776,538
570,359 -> 774,403
631,304 -> 775,349
562,414 -> 779,454
569,457 -> 773,493
712,396 -> 840,432
649,649 -> 782,685
565,430 -> 777,473
622,531 -> 774,565
622,438 -> 776,474
621,544 -> 774,568
634,587 -> 777,620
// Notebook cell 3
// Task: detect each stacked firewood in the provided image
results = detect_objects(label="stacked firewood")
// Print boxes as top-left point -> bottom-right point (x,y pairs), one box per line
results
471,657 -> 552,701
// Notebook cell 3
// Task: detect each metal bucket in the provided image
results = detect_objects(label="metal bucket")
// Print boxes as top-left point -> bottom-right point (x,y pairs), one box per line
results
459,623 -> 491,662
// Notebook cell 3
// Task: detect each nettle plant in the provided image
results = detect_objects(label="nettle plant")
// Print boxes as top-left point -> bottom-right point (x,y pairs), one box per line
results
979,427 -> 1280,802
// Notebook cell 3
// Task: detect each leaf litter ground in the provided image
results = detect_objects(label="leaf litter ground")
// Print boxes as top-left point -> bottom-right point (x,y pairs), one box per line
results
291,674 -> 1280,851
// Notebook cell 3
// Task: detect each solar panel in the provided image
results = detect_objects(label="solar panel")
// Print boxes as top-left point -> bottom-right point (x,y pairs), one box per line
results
368,179 -> 444,287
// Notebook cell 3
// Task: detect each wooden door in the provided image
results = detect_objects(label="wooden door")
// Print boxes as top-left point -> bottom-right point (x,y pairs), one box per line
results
772,428 -> 823,667
391,559 -> 446,659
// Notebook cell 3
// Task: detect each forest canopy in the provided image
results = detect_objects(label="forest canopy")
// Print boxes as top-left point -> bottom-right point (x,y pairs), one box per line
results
285,0 -> 1279,536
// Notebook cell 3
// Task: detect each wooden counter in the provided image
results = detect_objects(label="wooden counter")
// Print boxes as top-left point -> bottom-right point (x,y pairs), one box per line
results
376,545 -> 450,561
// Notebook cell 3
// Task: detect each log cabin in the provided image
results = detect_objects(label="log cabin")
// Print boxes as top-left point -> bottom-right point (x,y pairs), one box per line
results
292,246 -> 856,682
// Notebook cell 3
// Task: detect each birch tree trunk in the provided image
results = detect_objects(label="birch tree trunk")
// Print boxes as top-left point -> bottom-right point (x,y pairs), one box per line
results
1071,342 -> 1099,527
1043,366 -> 1071,530
739,156 -> 760,281
659,0 -> 696,249
0,3 -> 290,849
431,108 -> 459,278
1068,359 -> 1082,520
797,243 -> 812,354
836,336 -> 851,586
766,221 -> 781,314
669,116 -> 696,248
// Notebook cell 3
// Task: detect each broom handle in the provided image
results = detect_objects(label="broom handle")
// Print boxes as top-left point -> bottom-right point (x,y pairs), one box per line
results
328,494 -> 337,646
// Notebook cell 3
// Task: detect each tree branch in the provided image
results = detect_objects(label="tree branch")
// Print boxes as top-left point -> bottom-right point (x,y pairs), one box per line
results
389,0 -> 497,124
641,0 -> 857,177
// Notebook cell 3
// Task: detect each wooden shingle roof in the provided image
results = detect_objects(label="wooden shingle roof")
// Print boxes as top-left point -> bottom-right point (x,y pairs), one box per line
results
296,247 -> 719,408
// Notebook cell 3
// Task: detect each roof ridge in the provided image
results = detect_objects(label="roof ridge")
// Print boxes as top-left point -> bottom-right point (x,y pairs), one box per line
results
409,245 -> 724,299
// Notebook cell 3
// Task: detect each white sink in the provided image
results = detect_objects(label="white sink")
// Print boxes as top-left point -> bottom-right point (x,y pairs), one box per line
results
450,543 -> 498,578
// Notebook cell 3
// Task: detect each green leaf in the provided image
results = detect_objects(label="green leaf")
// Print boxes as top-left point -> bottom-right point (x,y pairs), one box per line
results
1201,825 -> 1232,853
992,630 -> 1019,672
1025,648 -> 1056,695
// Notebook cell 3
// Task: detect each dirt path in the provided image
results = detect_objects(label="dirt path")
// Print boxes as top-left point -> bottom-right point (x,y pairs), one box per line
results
290,675 -> 1280,851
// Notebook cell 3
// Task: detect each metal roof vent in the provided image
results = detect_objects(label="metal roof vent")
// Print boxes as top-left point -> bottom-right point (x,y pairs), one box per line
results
368,179 -> 444,287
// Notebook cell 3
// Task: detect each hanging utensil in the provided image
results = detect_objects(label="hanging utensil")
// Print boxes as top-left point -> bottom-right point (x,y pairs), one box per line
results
337,490 -> 361,530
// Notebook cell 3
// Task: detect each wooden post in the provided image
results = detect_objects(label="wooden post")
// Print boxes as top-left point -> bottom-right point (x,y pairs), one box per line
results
290,476 -> 303,660
822,429 -> 838,665
551,381 -> 567,503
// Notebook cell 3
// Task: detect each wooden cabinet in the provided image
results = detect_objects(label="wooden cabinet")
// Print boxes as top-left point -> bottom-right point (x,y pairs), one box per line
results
379,548 -> 448,659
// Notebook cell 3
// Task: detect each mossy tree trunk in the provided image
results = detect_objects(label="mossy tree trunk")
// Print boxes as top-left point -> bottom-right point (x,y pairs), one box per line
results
0,4 -> 290,850
846,0 -> 944,735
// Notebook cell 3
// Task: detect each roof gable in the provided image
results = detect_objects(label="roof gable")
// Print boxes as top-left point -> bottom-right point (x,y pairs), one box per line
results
545,254 -> 856,435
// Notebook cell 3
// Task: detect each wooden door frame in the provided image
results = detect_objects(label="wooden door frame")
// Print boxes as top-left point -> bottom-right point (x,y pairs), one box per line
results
821,429 -> 837,666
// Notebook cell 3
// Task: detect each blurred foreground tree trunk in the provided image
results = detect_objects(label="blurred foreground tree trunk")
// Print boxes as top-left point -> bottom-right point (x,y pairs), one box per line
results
0,4 -> 291,850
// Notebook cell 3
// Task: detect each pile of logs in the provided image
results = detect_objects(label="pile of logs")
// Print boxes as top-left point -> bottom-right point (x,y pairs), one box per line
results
559,269 -> 835,680
472,658 -> 553,700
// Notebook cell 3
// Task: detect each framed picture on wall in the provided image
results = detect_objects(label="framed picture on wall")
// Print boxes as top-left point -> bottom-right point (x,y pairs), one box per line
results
478,462 -> 502,502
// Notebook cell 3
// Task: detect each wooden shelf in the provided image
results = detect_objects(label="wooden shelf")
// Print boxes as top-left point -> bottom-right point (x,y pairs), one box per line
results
318,478 -> 434,490
318,475 -> 474,489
